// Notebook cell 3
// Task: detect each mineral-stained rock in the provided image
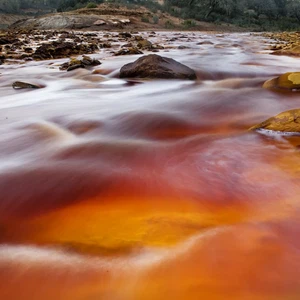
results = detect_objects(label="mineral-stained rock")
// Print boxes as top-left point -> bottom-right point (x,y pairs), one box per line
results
60,56 -> 101,71
250,109 -> 300,133
81,55 -> 101,66
12,81 -> 43,89
137,39 -> 152,50
99,42 -> 111,48
118,32 -> 132,38
263,72 -> 300,91
119,54 -> 197,80
114,47 -> 143,56
271,45 -> 300,57
67,64 -> 85,72
32,41 -> 98,60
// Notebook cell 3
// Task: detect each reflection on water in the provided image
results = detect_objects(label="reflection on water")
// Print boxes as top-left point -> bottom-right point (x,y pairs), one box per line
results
1,31 -> 300,299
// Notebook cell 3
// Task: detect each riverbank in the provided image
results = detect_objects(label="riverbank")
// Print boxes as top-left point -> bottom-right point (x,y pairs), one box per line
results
6,3 -> 243,32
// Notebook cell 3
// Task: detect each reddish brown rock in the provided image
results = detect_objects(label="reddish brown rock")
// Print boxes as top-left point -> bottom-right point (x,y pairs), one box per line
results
119,54 -> 196,80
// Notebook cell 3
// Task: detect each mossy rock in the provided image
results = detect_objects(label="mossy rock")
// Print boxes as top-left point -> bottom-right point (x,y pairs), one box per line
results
250,109 -> 300,133
263,72 -> 300,92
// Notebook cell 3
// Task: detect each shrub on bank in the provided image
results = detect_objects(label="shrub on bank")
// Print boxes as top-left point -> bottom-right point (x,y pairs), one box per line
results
86,2 -> 97,9
182,19 -> 196,29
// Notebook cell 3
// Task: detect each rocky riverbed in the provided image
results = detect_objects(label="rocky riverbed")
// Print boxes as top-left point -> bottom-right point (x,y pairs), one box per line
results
1,30 -> 300,300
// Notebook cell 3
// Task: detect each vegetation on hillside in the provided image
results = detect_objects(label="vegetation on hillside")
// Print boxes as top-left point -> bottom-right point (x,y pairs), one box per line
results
163,0 -> 300,30
1,0 -> 300,30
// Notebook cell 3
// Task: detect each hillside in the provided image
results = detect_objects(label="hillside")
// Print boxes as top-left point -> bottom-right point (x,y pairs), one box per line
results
0,13 -> 27,29
8,3 -> 240,31
2,0 -> 300,31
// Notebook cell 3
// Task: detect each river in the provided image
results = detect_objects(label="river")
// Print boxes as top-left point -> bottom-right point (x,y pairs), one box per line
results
1,31 -> 300,299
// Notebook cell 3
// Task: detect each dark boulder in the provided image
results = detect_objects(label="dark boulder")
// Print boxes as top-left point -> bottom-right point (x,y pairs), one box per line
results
118,32 -> 132,38
119,54 -> 196,80
12,81 -> 43,89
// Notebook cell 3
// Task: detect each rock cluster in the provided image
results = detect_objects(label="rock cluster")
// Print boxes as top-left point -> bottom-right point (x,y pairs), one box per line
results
265,32 -> 300,57
59,56 -> 101,71
0,31 -> 102,62
33,41 -> 98,60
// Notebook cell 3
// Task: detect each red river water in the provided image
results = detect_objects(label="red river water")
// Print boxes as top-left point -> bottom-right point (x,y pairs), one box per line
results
1,31 -> 300,299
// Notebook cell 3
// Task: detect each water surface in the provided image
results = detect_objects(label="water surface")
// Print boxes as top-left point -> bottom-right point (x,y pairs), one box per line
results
1,31 -> 300,300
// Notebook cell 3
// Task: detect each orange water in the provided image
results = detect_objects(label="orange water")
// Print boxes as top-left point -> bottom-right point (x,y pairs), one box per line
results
1,31 -> 300,299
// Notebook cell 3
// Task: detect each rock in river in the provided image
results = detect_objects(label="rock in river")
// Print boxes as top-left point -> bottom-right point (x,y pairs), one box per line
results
12,81 -> 43,89
119,54 -> 197,80
114,47 -> 143,56
263,72 -> 300,92
250,109 -> 300,133
59,56 -> 101,71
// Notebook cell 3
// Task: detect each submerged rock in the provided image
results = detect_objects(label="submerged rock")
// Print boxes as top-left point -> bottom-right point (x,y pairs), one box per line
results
12,81 -> 43,89
250,109 -> 300,133
263,72 -> 300,92
119,54 -> 197,80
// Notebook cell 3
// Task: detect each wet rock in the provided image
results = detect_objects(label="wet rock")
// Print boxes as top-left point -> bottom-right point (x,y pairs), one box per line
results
272,45 -> 300,57
0,36 -> 18,45
99,42 -> 111,48
119,32 -> 132,38
178,45 -> 189,49
153,44 -> 164,50
134,35 -> 144,41
60,58 -> 81,71
197,41 -> 213,45
137,39 -> 152,50
93,20 -> 106,26
67,64 -> 85,72
119,54 -> 197,80
263,72 -> 300,92
266,32 -> 300,57
12,81 -> 43,89
122,43 -> 133,48
24,47 -> 33,53
60,56 -> 101,71
250,109 -> 300,133
81,55 -> 101,66
33,41 -> 98,60
114,47 -> 143,56
0,38 -> 11,45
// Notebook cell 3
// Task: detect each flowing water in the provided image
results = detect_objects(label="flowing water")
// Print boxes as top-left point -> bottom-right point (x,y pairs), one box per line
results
1,31 -> 300,300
